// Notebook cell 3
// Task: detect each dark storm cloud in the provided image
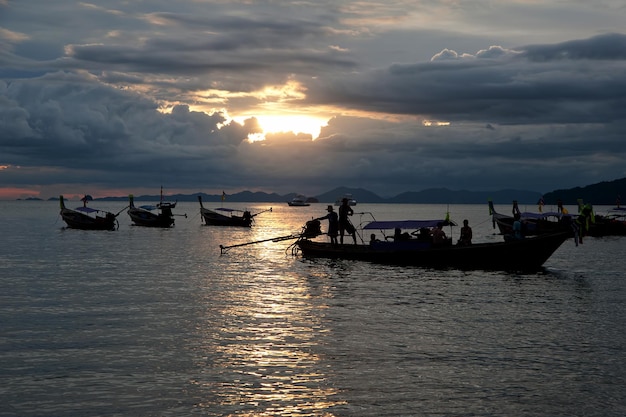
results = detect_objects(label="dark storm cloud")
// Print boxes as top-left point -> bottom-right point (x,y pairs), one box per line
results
521,33 -> 626,61
0,72 -> 261,188
306,33 -> 626,125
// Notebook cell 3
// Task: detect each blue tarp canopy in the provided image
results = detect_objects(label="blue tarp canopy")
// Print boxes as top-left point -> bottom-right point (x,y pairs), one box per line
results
364,219 -> 456,230
139,205 -> 157,211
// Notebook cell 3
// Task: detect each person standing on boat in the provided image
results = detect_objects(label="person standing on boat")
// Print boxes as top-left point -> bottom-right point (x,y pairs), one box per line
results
338,198 -> 357,244
458,219 -> 473,245
316,205 -> 339,244
575,203 -> 595,244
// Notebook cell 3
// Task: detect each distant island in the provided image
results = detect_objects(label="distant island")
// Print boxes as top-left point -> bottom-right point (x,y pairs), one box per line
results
44,177 -> 625,205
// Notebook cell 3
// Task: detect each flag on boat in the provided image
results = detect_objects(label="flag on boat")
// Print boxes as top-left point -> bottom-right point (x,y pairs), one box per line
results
222,191 -> 226,201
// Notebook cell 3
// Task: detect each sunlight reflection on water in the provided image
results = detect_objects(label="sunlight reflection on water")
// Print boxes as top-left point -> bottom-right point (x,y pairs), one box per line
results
189,252 -> 344,416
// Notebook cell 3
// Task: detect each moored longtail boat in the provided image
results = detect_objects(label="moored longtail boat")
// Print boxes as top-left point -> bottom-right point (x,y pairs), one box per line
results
127,194 -> 183,228
59,195 -> 119,230
488,200 -> 575,237
198,195 -> 271,227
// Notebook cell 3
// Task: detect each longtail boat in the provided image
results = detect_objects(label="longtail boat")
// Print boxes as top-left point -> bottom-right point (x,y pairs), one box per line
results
488,200 -> 575,236
127,194 -> 184,228
588,206 -> 626,237
198,195 -> 271,227
295,218 -> 572,272
59,195 -> 118,230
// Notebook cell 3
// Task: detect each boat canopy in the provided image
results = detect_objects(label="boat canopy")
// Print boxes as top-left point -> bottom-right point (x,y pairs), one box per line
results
139,205 -> 157,211
364,219 -> 456,230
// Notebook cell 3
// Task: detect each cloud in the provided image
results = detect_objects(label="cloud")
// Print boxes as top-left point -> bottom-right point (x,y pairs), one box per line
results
0,72 -> 261,185
306,33 -> 626,126
521,33 -> 626,61
1,0 -> 626,198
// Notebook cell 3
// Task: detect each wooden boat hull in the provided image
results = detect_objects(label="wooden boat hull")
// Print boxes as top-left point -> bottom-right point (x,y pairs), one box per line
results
489,201 -> 574,236
200,209 -> 252,227
60,209 -> 117,230
296,232 -> 571,271
128,208 -> 175,228
127,195 -> 176,228
59,195 -> 117,230
586,206 -> 626,236
197,195 -> 253,227
491,213 -> 571,236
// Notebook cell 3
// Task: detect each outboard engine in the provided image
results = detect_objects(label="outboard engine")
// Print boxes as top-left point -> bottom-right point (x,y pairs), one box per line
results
302,219 -> 322,237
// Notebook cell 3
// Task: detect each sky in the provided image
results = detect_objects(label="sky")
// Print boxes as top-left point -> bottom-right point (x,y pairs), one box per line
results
2,1 -> 626,200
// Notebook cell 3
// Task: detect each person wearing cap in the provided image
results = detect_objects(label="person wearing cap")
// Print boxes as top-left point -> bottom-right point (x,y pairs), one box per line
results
315,205 -> 339,244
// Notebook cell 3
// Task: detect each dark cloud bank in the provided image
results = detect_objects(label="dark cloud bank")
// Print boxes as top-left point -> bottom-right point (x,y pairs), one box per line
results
2,28 -> 626,198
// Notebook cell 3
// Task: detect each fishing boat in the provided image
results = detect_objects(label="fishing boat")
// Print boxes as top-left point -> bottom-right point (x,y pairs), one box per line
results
198,196 -> 271,227
127,194 -> 183,228
59,195 -> 119,230
488,200 -> 574,236
288,195 -> 310,207
589,206 -> 626,237
334,193 -> 357,206
295,218 -> 572,272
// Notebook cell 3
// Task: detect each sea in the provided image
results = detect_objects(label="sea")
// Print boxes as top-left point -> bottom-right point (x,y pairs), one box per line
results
1,200 -> 625,417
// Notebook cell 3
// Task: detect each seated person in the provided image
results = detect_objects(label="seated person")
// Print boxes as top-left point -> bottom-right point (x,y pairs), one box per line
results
414,227 -> 431,241
457,219 -> 472,246
431,222 -> 448,245
392,227 -> 411,241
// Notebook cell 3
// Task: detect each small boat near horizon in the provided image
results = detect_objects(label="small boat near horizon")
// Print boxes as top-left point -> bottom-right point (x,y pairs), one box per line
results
59,195 -> 119,230
288,195 -> 310,207
198,196 -> 271,227
127,194 -> 185,228
334,193 -> 357,206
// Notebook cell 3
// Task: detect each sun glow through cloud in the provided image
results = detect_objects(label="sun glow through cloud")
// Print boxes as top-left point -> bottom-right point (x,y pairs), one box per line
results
243,115 -> 328,142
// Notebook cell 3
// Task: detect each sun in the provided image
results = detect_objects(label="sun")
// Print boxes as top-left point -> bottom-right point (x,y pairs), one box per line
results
253,115 -> 328,139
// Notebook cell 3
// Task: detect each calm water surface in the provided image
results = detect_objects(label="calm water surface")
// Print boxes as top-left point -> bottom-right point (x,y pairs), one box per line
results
1,200 -> 625,416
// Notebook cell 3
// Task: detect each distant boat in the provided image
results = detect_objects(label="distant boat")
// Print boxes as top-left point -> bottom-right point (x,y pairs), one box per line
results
127,194 -> 185,228
198,196 -> 271,227
288,195 -> 310,207
335,193 -> 357,206
59,195 -> 119,230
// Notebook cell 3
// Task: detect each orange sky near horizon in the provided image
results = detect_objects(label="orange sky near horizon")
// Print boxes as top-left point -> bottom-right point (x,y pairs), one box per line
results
0,187 -> 42,200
